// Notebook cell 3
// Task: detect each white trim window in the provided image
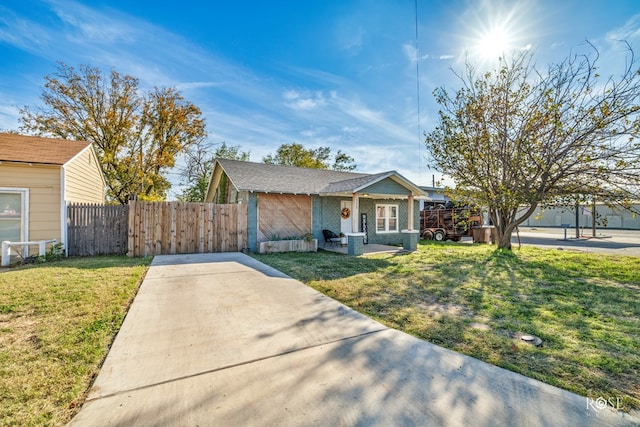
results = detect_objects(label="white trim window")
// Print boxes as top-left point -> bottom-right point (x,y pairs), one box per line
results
376,204 -> 398,233
0,188 -> 28,242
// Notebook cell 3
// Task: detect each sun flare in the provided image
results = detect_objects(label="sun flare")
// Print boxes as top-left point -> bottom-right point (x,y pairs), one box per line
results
458,2 -> 536,68
476,26 -> 510,59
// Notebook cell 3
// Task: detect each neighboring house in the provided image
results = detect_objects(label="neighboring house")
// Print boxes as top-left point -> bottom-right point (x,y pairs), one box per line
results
205,158 -> 428,252
0,133 -> 105,258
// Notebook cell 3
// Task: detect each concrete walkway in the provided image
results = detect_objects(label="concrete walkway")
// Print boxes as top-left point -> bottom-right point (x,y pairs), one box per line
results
68,253 -> 638,426
323,242 -> 405,255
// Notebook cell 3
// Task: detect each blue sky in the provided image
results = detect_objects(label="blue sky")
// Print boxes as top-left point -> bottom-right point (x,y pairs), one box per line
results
1,0 -> 639,197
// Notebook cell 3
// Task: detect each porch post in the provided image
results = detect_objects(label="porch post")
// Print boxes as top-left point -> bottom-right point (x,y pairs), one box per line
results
407,195 -> 414,230
347,193 -> 364,255
351,193 -> 360,232
402,194 -> 419,251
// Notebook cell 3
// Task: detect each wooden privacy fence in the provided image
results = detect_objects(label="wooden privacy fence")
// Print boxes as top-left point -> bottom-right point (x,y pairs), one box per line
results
67,203 -> 129,256
67,201 -> 247,257
127,200 -> 247,257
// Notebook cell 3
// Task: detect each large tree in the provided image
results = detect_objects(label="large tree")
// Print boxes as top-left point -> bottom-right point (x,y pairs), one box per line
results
20,63 -> 206,203
425,46 -> 640,249
178,141 -> 250,202
263,143 -> 356,171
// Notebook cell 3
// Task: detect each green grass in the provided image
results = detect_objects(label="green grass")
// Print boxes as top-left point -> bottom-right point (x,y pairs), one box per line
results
252,242 -> 640,414
0,256 -> 150,427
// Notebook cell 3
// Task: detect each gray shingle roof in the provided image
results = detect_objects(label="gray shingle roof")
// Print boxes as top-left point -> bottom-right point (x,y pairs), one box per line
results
215,158 -> 425,196
217,158 -> 372,194
319,171 -> 394,194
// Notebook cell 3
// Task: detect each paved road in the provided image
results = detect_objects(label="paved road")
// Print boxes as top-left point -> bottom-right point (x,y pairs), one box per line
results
511,227 -> 640,255
460,227 -> 640,255
68,253 -> 639,426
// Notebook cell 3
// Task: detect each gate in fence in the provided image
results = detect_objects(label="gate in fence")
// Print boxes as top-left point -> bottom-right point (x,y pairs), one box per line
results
127,200 -> 247,257
67,201 -> 247,257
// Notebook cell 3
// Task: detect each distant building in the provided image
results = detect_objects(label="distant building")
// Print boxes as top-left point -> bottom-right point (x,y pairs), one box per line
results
420,185 -> 640,230
526,203 -> 640,230
419,186 -> 451,210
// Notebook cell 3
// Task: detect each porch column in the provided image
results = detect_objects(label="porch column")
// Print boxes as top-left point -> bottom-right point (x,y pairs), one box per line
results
407,195 -> 414,230
351,193 -> 360,232
402,194 -> 419,251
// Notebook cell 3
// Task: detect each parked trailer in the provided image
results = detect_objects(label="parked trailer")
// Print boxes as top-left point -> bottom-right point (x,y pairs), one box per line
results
420,206 -> 482,241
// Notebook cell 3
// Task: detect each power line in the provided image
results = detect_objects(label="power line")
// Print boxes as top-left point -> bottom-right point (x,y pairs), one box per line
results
414,0 -> 423,184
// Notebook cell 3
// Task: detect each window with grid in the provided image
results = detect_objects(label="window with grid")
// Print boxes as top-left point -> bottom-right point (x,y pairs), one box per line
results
375,204 -> 398,233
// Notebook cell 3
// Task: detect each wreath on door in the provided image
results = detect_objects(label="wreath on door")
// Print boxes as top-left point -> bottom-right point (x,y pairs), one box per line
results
341,207 -> 351,219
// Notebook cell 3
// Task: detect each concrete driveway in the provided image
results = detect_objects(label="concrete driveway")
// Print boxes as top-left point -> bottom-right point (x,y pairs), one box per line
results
68,253 -> 638,426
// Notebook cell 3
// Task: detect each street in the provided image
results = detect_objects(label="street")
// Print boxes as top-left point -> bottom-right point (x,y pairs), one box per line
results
497,227 -> 640,256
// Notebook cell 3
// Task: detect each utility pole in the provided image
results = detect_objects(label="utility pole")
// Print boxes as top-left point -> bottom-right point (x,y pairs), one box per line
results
592,199 -> 596,237
575,202 -> 580,238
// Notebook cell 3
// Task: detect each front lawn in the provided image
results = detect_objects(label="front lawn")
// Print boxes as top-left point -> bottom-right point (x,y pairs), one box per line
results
252,242 -> 640,414
0,256 -> 150,426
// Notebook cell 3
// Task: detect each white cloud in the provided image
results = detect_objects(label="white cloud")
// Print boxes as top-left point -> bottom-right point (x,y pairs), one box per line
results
279,66 -> 347,88
0,8 -> 53,55
338,101 -> 415,142
282,90 -> 300,101
335,21 -> 366,54
606,14 -> 640,42
403,44 -> 456,62
0,103 -> 20,131
48,0 -> 137,44
282,90 -> 327,110
175,81 -> 223,91
0,0 -> 251,93
403,44 -> 418,62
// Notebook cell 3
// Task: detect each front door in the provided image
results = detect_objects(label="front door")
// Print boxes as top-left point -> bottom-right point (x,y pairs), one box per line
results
340,201 -> 352,235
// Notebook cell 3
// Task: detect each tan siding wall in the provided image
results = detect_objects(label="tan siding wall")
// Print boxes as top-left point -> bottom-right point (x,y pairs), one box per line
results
0,163 -> 61,245
64,148 -> 105,203
257,194 -> 311,241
